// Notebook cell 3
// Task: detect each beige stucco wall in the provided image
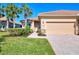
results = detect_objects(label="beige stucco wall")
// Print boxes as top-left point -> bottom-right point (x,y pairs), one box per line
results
31,21 -> 40,32
31,21 -> 35,31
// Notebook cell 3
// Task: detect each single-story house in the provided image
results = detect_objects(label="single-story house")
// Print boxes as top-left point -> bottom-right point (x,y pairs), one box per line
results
0,16 -> 22,29
29,10 -> 79,35
38,10 -> 79,35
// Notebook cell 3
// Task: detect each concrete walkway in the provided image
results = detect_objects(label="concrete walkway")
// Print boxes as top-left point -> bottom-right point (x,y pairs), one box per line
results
28,32 -> 46,38
47,35 -> 79,55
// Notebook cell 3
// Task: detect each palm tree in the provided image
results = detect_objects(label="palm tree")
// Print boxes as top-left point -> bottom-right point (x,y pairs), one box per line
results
0,3 -> 32,28
0,4 -> 5,15
6,7 -> 11,29
22,4 -> 32,27
6,3 -> 22,28
0,4 -> 8,29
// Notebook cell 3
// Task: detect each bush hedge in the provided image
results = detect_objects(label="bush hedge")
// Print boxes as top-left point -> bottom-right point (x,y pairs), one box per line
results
7,28 -> 33,36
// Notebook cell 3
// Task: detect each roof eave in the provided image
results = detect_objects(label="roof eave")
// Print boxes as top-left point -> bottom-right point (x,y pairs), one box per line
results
39,15 -> 79,17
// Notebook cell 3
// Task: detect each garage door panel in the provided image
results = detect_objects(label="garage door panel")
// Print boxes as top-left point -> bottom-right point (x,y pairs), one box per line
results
46,23 -> 74,35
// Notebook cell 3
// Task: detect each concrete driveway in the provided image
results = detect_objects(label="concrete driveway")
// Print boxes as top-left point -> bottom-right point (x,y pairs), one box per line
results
47,35 -> 79,55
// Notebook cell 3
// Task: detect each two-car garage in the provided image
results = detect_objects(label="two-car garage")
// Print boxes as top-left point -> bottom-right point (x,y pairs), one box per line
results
46,20 -> 75,35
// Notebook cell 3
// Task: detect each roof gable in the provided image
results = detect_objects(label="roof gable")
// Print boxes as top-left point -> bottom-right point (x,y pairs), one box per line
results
39,10 -> 79,16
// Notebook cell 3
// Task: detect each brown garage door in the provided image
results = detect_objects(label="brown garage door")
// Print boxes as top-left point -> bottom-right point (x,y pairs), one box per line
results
46,22 -> 75,35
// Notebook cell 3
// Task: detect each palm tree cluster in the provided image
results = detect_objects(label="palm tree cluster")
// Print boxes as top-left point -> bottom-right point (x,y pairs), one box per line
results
0,3 -> 32,28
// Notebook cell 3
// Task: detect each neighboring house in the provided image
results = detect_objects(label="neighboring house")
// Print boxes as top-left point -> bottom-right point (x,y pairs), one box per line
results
27,18 -> 40,32
21,18 -> 40,31
38,10 -> 79,35
0,16 -> 22,29
20,20 -> 26,28
0,17 -> 7,29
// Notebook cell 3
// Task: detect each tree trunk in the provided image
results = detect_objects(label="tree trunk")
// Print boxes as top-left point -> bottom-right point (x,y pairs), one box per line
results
13,19 -> 15,28
25,19 -> 27,27
6,20 -> 9,29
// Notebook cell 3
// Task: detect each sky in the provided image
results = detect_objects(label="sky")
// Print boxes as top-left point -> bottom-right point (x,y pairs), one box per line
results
1,3 -> 79,22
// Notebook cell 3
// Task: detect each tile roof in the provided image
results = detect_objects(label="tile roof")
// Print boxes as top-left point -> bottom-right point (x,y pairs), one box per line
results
0,17 -> 7,21
27,18 -> 39,21
39,10 -> 79,16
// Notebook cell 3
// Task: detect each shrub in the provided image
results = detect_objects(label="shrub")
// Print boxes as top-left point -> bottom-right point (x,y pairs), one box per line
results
7,28 -> 33,36
25,25 -> 33,33
37,29 -> 46,36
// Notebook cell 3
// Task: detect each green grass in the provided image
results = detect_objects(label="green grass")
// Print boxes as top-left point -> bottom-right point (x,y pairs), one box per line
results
0,32 -> 55,55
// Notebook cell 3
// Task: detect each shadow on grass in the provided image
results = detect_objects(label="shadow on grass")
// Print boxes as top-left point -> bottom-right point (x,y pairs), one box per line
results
2,34 -> 30,37
0,37 -> 5,53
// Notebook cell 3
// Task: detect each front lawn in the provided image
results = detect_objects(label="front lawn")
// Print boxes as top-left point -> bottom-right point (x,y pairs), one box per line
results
0,32 -> 55,55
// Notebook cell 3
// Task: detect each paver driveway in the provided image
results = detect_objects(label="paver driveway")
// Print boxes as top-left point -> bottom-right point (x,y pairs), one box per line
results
47,35 -> 79,55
